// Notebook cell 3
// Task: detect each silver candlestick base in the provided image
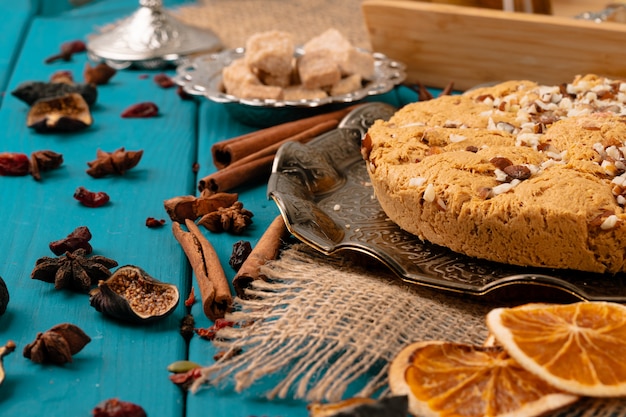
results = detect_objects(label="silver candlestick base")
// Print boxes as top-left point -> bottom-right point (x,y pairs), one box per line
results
87,0 -> 222,69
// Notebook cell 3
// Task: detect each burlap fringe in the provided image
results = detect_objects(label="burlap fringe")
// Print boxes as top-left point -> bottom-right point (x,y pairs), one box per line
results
191,244 -> 493,402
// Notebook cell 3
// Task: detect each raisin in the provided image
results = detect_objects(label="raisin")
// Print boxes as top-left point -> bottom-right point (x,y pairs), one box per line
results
49,226 -> 93,255
145,217 -> 166,228
154,73 -> 175,88
229,240 -> 252,271
92,398 -> 146,417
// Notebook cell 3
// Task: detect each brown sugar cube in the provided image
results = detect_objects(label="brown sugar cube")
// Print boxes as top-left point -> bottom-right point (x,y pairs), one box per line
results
297,50 -> 341,90
330,73 -> 363,96
222,58 -> 261,96
245,30 -> 295,78
303,28 -> 375,80
257,68 -> 293,88
283,85 -> 328,101
237,83 -> 283,100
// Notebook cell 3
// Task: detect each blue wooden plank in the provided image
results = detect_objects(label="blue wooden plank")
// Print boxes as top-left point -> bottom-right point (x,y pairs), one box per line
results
0,4 -> 34,107
0,9 -> 196,417
185,92 -> 405,417
35,0 -> 197,17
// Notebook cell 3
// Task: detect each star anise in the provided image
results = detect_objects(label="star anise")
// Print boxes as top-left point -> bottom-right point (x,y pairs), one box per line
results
86,147 -> 143,178
31,248 -> 118,293
23,323 -> 91,365
197,201 -> 253,234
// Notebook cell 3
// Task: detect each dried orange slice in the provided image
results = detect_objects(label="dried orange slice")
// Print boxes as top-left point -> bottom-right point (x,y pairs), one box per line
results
486,301 -> 626,397
388,340 -> 578,417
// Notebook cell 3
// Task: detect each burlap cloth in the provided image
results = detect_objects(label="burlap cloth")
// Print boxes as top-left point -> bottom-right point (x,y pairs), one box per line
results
173,0 -> 371,49
191,243 -> 626,415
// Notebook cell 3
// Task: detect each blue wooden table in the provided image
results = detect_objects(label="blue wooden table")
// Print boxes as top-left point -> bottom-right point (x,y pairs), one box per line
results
0,1 -> 418,416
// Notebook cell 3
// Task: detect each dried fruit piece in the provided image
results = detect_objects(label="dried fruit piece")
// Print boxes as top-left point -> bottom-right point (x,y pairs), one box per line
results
389,341 -> 579,417
121,102 -> 159,118
229,240 -> 252,270
27,93 -> 93,133
49,226 -> 92,255
195,318 -> 234,340
0,153 -> 30,176
45,40 -> 86,63
92,398 -> 147,417
74,186 -> 110,207
0,276 -> 8,316
0,340 -> 16,385
154,73 -> 175,88
31,248 -> 118,293
184,288 -> 196,307
86,148 -> 143,178
84,62 -> 116,85
486,301 -> 626,397
12,81 -> 97,107
89,265 -> 179,323
30,150 -> 63,181
198,201 -> 253,234
23,323 -> 90,364
145,217 -> 165,228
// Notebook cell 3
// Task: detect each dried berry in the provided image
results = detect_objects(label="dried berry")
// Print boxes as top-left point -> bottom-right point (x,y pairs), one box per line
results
177,86 -> 193,100
27,93 -> 93,133
154,73 -> 175,88
0,153 -> 30,176
229,240 -> 252,271
198,201 -> 253,234
180,314 -> 195,342
84,62 -> 116,85
74,186 -> 110,208
184,288 -> 196,307
31,248 -> 118,293
89,265 -> 179,323
86,148 -> 143,178
145,217 -> 165,228
0,340 -> 16,385
169,367 -> 203,391
195,318 -> 235,341
121,102 -> 159,118
92,398 -> 147,417
49,226 -> 93,255
30,150 -> 63,181
0,276 -> 9,316
45,40 -> 86,63
12,81 -> 97,107
23,323 -> 90,364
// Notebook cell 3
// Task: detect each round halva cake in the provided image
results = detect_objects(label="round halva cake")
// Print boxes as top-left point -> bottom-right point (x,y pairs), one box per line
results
362,74 -> 626,274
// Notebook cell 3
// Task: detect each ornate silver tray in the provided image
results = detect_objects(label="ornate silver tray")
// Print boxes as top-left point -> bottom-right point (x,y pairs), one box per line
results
267,102 -> 626,303
173,48 -> 406,126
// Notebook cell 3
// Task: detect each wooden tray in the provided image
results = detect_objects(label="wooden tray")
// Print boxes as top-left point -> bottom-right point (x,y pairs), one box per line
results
362,0 -> 626,90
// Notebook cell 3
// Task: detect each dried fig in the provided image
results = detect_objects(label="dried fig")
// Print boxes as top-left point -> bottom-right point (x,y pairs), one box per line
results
27,93 -> 92,133
89,266 -> 179,324
11,81 -> 97,107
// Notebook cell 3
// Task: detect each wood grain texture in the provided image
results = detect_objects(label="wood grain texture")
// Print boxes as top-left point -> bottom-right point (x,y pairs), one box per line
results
362,0 -> 626,90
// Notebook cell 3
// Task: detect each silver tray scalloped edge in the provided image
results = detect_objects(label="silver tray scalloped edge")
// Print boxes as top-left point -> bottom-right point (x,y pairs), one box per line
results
267,102 -> 626,303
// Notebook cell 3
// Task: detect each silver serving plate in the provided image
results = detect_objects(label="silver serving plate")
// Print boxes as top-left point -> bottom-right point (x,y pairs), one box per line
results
267,102 -> 626,303
173,47 -> 406,126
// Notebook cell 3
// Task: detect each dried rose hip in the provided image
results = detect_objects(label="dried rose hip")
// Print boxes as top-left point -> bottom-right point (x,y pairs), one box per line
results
45,40 -> 86,64
92,398 -> 147,417
0,153 -> 30,176
195,318 -> 235,341
49,226 -> 93,255
121,102 -> 159,118
74,186 -> 110,208
145,217 -> 165,228
154,73 -> 175,88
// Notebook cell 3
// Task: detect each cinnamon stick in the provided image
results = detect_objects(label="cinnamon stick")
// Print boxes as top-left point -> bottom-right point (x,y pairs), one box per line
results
198,154 -> 275,193
211,105 -> 357,169
233,215 -> 290,297
172,219 -> 232,321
